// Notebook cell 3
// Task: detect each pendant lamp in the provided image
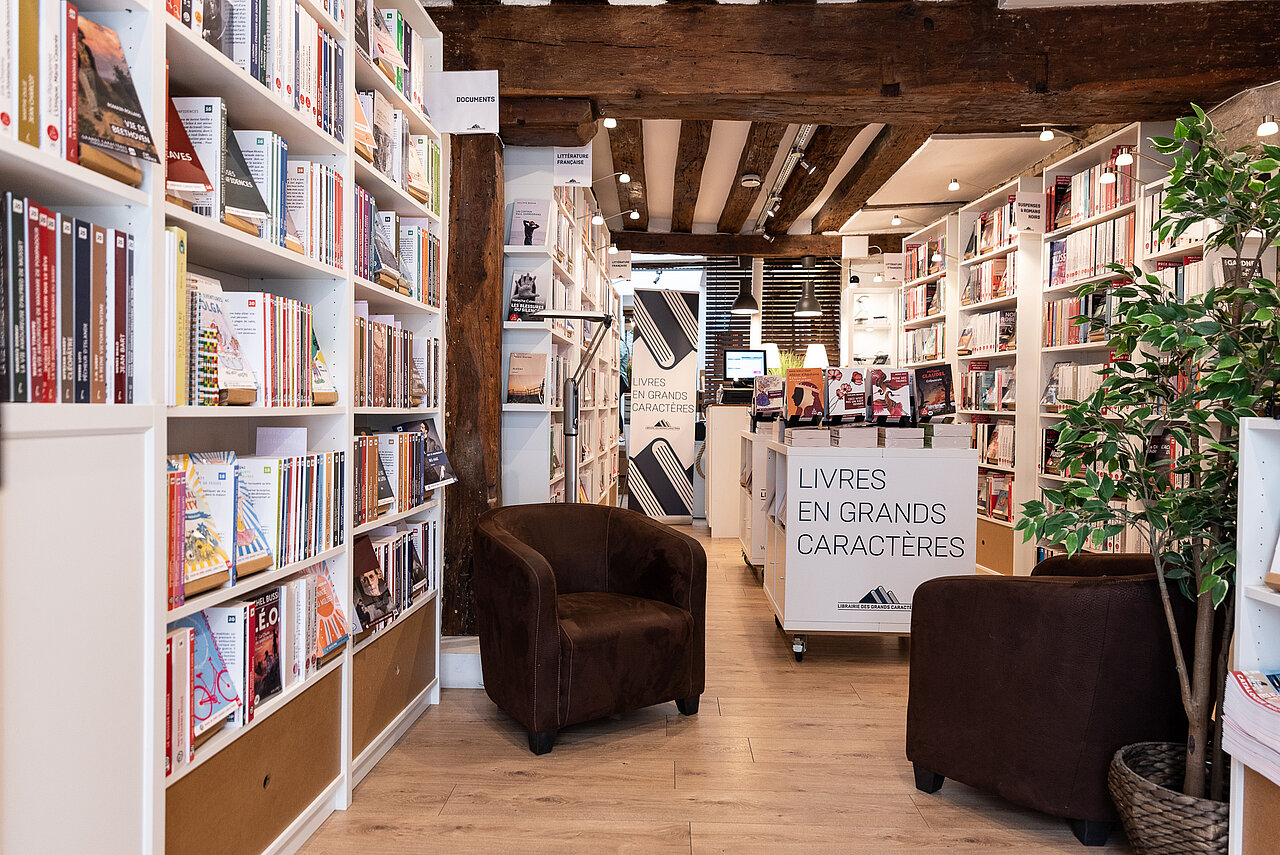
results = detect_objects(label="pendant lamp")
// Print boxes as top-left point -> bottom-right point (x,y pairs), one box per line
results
793,256 -> 822,317
730,280 -> 759,315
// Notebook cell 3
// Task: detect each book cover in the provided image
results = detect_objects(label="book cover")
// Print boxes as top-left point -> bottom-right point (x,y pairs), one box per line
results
167,628 -> 191,768
507,264 -> 550,321
75,14 -> 159,162
352,534 -> 394,635
221,119 -> 269,223
169,611 -> 240,736
352,90 -> 374,163
370,89 -> 393,176
417,418 -> 455,485
231,462 -> 273,575
188,274 -> 257,404
89,221 -> 106,403
188,451 -> 239,578
310,329 -> 338,405
167,454 -> 232,593
506,351 -> 547,404
913,365 -> 955,418
751,374 -> 785,418
314,561 -> 349,660
998,310 -> 1017,352
784,367 -> 825,423
203,601 -> 252,725
508,199 -> 551,247
869,369 -> 912,420
172,98 -> 225,220
824,367 -> 866,422
251,587 -> 283,707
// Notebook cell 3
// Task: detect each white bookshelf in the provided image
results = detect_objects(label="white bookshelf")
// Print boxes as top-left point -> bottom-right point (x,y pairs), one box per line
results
500,147 -> 623,507
0,3 -> 457,853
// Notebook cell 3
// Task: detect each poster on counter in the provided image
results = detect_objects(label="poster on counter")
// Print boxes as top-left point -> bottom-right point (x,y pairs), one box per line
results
628,288 -> 700,522
781,449 -> 977,629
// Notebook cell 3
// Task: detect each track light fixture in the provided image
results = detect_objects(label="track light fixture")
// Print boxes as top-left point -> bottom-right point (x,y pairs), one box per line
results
948,178 -> 961,192
1040,127 -> 1055,142
592,171 -> 632,186
799,159 -> 817,176
591,213 -> 604,226
1099,168 -> 1118,185
608,244 -> 619,255
1115,151 -> 1134,167
593,209 -> 640,226
1259,115 -> 1278,137
602,117 -> 617,129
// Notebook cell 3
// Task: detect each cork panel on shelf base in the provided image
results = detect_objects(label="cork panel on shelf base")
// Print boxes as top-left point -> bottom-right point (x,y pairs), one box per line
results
352,602 -> 439,757
976,517 -> 1014,576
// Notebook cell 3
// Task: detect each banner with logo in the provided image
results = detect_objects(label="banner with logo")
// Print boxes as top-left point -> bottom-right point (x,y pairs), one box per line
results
424,70 -> 499,134
553,144 -> 592,186
628,288 -> 700,522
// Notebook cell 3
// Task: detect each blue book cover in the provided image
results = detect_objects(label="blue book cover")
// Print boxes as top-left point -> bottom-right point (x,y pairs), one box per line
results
170,612 -> 241,737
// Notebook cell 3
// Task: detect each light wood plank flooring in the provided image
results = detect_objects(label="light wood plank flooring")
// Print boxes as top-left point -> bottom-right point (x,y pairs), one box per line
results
300,525 -> 1131,854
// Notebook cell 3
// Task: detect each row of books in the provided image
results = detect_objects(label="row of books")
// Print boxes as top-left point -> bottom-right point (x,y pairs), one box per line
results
1043,292 -> 1109,348
356,204 -> 441,305
1152,256 -> 1210,302
1222,670 -> 1280,788
751,365 -> 955,425
351,522 -> 437,640
978,471 -> 1013,521
351,419 -> 452,525
1045,146 -> 1138,230
166,442 -> 346,605
904,235 -> 946,282
3,6 -> 159,180
355,89 -> 443,215
1046,212 -> 1136,288
165,563 -> 348,774
222,288 -> 320,407
1144,187 -> 1210,257
902,323 -> 944,365
169,97 -> 346,268
1041,360 -> 1111,410
957,309 -> 1016,356
354,0 -> 429,120
788,423 -> 970,450
902,278 -> 942,321
168,0 -> 347,144
352,305 -> 438,408
0,192 -> 136,403
959,365 -> 1015,412
974,420 -> 1015,468
961,255 -> 1014,306
963,196 -> 1017,258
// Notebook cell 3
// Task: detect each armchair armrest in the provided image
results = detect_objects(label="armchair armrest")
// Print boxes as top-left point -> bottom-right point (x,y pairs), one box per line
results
605,510 -> 706,615
474,517 -> 564,733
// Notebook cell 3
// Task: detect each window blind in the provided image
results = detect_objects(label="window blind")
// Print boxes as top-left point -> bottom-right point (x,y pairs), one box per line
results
703,256 -> 754,399
761,257 -> 842,366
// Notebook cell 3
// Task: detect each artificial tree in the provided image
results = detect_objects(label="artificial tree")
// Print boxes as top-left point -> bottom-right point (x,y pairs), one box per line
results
1017,106 -> 1280,801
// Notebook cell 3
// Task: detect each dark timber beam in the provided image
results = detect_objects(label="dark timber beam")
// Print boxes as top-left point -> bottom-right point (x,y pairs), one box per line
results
812,124 -> 935,235
499,97 -> 597,147
718,122 -> 787,234
436,2 -> 1280,127
1209,85 -> 1280,151
768,125 -> 866,234
670,120 -> 712,233
608,119 -> 649,231
612,231 -> 903,258
443,135 -> 504,636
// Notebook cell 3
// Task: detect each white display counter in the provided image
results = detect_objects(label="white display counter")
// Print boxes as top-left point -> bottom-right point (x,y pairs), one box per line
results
763,441 -> 978,659
705,405 -> 750,537
738,430 -> 771,569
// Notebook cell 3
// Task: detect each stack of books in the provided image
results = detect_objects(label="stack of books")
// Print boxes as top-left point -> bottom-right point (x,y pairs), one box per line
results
1223,670 -> 1280,787
830,424 -> 878,448
924,423 -> 971,449
784,427 -> 831,447
879,427 -> 924,449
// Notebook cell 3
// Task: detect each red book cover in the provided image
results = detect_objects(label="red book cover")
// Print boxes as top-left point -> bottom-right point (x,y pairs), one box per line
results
65,3 -> 78,163
165,637 -> 172,776
112,230 -> 127,401
28,205 -> 57,402
167,469 -> 185,609
245,601 -> 257,722
252,588 -> 284,708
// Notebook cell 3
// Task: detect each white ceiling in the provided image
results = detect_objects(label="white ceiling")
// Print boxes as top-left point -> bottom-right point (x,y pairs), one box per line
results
592,123 -> 1068,240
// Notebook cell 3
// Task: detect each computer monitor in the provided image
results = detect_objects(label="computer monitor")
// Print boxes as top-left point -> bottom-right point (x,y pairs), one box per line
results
724,349 -> 767,381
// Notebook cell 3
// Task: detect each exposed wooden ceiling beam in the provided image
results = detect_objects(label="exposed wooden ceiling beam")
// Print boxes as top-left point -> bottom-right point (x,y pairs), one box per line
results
499,97 -> 596,147
768,125 -> 866,234
717,122 -> 787,234
612,231 -> 903,259
608,119 -> 649,231
812,124 -> 935,235
670,120 -> 713,233
436,3 -> 1280,127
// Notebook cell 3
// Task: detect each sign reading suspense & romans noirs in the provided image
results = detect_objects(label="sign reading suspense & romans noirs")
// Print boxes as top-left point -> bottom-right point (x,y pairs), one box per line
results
773,445 -> 977,630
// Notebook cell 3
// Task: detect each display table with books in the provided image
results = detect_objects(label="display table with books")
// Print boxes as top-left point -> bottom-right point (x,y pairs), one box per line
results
761,424 -> 978,660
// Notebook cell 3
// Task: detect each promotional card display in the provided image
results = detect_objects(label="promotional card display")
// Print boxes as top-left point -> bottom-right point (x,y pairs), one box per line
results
784,368 -> 826,425
824,367 -> 867,423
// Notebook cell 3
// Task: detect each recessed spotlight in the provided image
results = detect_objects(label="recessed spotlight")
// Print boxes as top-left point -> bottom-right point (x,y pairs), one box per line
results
618,172 -> 631,184
740,173 -> 762,189
890,214 -> 902,226
948,178 -> 961,192
602,117 -> 617,129
1040,127 -> 1055,142
1259,115 -> 1278,137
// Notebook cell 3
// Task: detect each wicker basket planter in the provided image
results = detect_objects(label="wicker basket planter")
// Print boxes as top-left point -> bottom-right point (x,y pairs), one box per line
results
1108,742 -> 1229,855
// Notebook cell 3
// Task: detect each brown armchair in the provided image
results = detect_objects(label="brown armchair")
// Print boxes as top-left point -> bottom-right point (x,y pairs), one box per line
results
474,503 -> 707,754
906,553 -> 1192,846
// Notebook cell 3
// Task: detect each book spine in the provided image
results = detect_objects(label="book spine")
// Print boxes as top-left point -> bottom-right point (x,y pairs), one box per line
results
73,219 -> 89,402
8,197 -> 26,400
89,223 -> 106,403
58,214 -> 72,401
168,470 -> 185,608
0,202 -> 7,399
164,636 -> 173,776
126,234 -> 134,402
16,0 -> 37,146
113,229 -> 127,401
26,203 -> 52,403
63,2 -> 76,161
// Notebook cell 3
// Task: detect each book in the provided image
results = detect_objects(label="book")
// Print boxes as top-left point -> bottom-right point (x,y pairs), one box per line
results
172,97 -> 226,220
251,587 -> 284,707
231,463 -> 273,576
167,455 -> 232,595
352,534 -> 394,637
508,199 -> 551,248
506,351 -> 547,404
956,326 -> 974,354
204,601 -> 254,725
313,561 -> 348,662
507,264 -> 550,321
167,469 -> 186,608
913,365 -> 955,419
869,369 -> 912,421
169,612 -> 240,739
824,367 -> 866,423
188,274 -> 257,405
221,119 -> 270,225
310,329 -> 338,405
751,374 -> 784,419
187,451 -> 240,579
166,628 -> 192,771
75,13 -> 159,163
165,97 -> 213,202
784,367 -> 825,424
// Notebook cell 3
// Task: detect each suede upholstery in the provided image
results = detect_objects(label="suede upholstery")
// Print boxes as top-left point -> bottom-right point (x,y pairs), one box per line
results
474,503 -> 707,739
906,553 -> 1193,827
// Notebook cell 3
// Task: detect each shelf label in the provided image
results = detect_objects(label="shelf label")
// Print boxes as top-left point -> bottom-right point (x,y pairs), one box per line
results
553,144 -> 593,186
608,250 -> 632,281
425,71 -> 499,134
1014,192 -> 1045,235
882,252 -> 906,282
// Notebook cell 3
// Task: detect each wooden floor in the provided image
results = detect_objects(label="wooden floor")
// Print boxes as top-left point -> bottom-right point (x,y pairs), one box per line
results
300,525 -> 1131,854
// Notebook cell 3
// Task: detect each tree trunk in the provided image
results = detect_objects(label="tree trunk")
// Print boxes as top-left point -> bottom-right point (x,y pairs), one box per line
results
1210,595 -> 1236,801
1184,590 -> 1217,797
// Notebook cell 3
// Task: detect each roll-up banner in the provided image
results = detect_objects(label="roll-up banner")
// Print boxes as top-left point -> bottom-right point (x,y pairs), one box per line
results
628,288 -> 700,522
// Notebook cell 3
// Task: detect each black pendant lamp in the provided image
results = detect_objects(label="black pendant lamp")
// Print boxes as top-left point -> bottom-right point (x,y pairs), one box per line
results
793,255 -> 822,317
730,279 -> 759,315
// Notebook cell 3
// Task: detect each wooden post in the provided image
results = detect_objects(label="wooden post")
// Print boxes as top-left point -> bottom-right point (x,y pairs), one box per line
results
443,134 -> 504,637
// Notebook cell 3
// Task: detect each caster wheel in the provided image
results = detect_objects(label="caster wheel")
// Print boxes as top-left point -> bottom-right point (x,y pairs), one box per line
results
794,651 -> 804,662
